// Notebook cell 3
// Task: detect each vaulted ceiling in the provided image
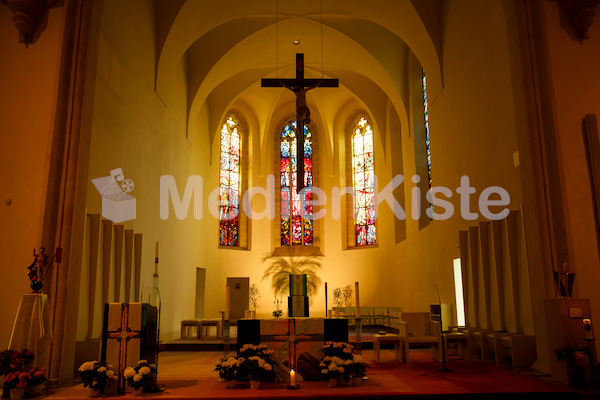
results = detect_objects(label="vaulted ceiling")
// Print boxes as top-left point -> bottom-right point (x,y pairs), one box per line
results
154,0 -> 444,145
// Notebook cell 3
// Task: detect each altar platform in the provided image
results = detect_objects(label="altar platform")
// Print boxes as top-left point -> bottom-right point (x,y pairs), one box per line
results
161,325 -> 398,352
41,349 -> 581,400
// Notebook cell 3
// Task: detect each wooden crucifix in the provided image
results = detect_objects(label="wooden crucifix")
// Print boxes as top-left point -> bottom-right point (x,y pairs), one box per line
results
262,53 -> 339,190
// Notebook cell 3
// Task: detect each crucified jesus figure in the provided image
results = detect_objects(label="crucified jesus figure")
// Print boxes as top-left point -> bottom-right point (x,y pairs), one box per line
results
262,54 -> 339,191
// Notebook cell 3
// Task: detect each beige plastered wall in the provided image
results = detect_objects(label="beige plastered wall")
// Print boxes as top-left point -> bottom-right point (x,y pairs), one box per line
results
0,6 -> 66,347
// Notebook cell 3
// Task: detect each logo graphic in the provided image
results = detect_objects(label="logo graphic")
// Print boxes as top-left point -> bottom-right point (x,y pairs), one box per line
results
92,168 -> 136,223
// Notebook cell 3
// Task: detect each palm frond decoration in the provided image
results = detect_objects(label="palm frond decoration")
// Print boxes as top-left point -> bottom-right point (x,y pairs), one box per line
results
261,253 -> 322,301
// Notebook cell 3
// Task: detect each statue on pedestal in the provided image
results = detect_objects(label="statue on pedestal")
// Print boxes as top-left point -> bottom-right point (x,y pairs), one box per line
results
28,247 -> 49,293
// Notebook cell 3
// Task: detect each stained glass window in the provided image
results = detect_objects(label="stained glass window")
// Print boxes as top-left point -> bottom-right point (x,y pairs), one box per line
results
352,116 -> 376,246
219,116 -> 241,246
423,70 -> 432,188
280,120 -> 313,245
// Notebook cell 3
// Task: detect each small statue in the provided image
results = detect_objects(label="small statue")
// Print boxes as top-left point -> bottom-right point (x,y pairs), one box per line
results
28,247 -> 49,293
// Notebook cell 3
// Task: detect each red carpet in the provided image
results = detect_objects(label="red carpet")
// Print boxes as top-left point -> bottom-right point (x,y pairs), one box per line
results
42,351 -> 575,399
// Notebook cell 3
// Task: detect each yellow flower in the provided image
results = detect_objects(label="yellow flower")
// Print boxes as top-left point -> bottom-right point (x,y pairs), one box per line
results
124,367 -> 136,378
133,374 -> 143,382
139,366 -> 151,375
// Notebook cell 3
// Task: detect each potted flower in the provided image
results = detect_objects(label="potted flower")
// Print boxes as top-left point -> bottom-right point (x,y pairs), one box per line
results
26,368 -> 46,396
123,360 -> 157,396
214,356 -> 245,389
0,350 -> 36,399
555,345 -> 591,388
3,372 -> 30,400
244,356 -> 274,389
346,354 -> 370,386
319,356 -> 346,387
78,361 -> 117,397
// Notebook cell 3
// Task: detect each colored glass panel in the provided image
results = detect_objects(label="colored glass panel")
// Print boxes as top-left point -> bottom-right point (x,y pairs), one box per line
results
352,116 -> 376,246
219,116 -> 241,246
280,120 -> 313,245
423,70 -> 432,188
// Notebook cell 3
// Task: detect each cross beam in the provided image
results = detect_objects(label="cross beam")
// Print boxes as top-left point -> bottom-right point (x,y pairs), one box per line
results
262,53 -> 338,191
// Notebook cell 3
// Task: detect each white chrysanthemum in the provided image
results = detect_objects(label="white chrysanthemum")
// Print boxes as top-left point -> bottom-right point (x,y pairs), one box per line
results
338,367 -> 345,373
263,363 -> 272,371
124,367 -> 136,378
78,361 -> 96,372
138,360 -> 147,365
321,369 -> 328,375
107,370 -> 116,379
133,374 -> 143,382
97,366 -> 107,373
139,366 -> 151,375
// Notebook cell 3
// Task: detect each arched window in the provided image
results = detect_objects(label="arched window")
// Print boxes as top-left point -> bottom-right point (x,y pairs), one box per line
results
280,120 -> 313,245
219,116 -> 241,246
352,116 -> 376,246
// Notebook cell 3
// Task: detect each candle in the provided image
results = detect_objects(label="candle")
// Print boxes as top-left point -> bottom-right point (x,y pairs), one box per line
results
355,282 -> 360,318
225,283 -> 230,320
325,282 -> 328,316
251,310 -> 256,319
244,310 -> 250,319
327,310 -> 333,318
155,241 -> 159,258
290,369 -> 296,386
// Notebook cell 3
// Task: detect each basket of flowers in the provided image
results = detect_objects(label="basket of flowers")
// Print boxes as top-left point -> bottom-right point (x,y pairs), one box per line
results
26,367 -> 47,395
214,356 -> 245,389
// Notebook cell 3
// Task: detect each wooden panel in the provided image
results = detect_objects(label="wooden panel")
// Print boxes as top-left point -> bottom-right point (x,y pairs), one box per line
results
478,221 -> 492,329
458,230 -> 469,327
114,225 -> 124,302
101,219 -> 113,306
468,226 -> 479,328
125,229 -> 134,302
491,220 -> 505,331
505,210 -> 521,333
134,233 -> 143,302
87,214 -> 101,340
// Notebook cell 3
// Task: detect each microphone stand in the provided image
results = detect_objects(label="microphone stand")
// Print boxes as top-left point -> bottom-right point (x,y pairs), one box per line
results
433,283 -> 451,372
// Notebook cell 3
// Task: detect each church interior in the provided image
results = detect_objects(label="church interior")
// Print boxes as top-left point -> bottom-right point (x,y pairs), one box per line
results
1,0 -> 600,398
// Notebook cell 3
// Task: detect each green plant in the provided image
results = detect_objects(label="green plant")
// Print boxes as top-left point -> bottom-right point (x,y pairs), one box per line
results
333,288 -> 342,308
249,283 -> 261,311
342,285 -> 353,307
78,361 -> 117,393
123,360 -> 157,390
261,254 -> 322,300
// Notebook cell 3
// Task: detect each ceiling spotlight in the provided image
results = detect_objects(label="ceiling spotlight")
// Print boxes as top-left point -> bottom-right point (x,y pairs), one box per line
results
293,40 -> 300,45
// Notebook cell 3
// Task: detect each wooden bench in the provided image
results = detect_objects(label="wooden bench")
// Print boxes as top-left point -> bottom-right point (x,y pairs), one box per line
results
199,319 -> 223,339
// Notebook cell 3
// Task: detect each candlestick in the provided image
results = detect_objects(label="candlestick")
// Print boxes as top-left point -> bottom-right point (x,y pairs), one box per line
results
251,310 -> 256,319
155,241 -> 159,258
355,282 -> 360,318
290,369 -> 296,386
327,310 -> 332,318
245,310 -> 250,319
225,283 -> 230,320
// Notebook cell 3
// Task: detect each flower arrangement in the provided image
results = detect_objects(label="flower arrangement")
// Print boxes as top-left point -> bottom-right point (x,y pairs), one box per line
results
555,345 -> 591,388
27,367 -> 47,386
346,354 -> 370,377
319,342 -> 369,383
78,361 -> 117,393
214,356 -> 245,381
237,343 -> 276,382
319,356 -> 348,379
3,372 -> 30,390
0,349 -> 35,376
123,360 -> 157,390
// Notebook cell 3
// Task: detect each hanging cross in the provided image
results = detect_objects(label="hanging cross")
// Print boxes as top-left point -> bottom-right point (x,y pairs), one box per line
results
262,53 -> 338,190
